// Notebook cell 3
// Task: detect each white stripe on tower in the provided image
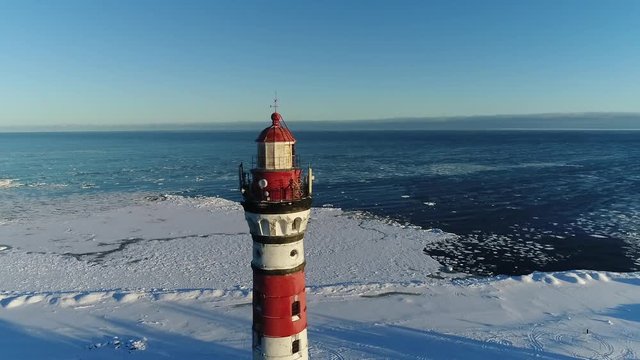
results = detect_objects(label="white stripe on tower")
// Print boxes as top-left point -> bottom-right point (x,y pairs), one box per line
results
244,210 -> 311,236
254,329 -> 308,360
252,240 -> 305,271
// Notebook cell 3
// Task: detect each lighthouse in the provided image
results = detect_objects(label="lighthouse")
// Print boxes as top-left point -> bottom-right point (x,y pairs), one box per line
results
239,102 -> 313,360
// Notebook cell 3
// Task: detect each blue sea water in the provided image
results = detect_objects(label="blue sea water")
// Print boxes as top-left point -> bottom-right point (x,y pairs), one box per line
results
1,130 -> 639,276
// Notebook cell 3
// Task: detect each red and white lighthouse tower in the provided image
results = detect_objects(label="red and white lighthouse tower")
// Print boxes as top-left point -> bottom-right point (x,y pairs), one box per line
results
239,102 -> 313,360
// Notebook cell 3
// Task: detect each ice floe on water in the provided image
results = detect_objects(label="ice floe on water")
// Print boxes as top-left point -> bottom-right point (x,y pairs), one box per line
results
0,179 -> 71,190
88,336 -> 147,352
513,162 -> 583,169
424,232 -> 560,276
343,161 -> 584,179
0,179 -> 23,189
0,193 -> 639,359
424,199 -> 640,275
427,163 -> 498,176
575,206 -> 640,245
432,161 -> 580,178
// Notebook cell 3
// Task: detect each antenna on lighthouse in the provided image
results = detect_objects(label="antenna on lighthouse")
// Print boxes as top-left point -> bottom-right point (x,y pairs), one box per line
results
270,91 -> 290,129
270,91 -> 279,112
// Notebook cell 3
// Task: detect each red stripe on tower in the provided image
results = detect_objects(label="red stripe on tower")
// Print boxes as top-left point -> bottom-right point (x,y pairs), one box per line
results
240,101 -> 313,360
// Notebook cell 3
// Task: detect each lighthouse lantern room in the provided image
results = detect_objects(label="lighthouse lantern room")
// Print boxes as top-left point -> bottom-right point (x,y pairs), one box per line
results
239,102 -> 313,360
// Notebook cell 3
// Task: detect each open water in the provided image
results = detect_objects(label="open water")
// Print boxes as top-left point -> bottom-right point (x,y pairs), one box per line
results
1,130 -> 639,276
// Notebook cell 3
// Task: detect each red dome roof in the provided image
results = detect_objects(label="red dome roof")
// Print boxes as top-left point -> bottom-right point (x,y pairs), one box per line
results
256,112 -> 296,142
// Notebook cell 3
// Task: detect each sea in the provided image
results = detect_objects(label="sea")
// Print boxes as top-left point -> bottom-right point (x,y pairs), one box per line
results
1,130 -> 639,276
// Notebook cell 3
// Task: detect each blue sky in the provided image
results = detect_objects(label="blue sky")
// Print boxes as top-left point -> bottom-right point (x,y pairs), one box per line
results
1,0 -> 639,126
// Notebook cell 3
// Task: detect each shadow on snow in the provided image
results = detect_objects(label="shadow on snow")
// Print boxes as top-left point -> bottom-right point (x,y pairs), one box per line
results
0,304 -> 583,359
310,315 -> 579,360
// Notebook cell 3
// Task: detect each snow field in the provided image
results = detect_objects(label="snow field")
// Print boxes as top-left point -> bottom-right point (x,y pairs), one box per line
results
0,194 -> 638,359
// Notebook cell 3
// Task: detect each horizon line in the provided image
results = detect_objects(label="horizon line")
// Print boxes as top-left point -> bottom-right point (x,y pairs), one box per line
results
1,111 -> 640,133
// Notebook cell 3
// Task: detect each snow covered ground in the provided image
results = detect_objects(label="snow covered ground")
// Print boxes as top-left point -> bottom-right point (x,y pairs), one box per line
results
0,195 -> 639,359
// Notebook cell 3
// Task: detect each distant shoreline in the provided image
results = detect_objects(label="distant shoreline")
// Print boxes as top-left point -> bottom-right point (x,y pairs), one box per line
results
2,112 -> 640,132
2,128 -> 640,134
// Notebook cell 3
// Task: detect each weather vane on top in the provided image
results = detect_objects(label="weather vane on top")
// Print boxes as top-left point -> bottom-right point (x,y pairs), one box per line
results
270,91 -> 279,112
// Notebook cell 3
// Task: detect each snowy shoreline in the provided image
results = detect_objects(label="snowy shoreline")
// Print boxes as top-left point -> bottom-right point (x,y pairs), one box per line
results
1,194 -> 639,358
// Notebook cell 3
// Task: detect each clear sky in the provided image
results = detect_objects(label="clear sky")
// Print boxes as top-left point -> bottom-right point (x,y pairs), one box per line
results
1,0 -> 639,127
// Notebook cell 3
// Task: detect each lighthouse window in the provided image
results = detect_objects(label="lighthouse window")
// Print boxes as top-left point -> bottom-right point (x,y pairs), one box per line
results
292,339 -> 300,354
290,249 -> 298,258
278,219 -> 288,235
291,300 -> 301,321
293,217 -> 302,232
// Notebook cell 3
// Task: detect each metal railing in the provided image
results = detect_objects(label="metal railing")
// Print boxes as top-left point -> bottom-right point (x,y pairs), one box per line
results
239,163 -> 311,202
